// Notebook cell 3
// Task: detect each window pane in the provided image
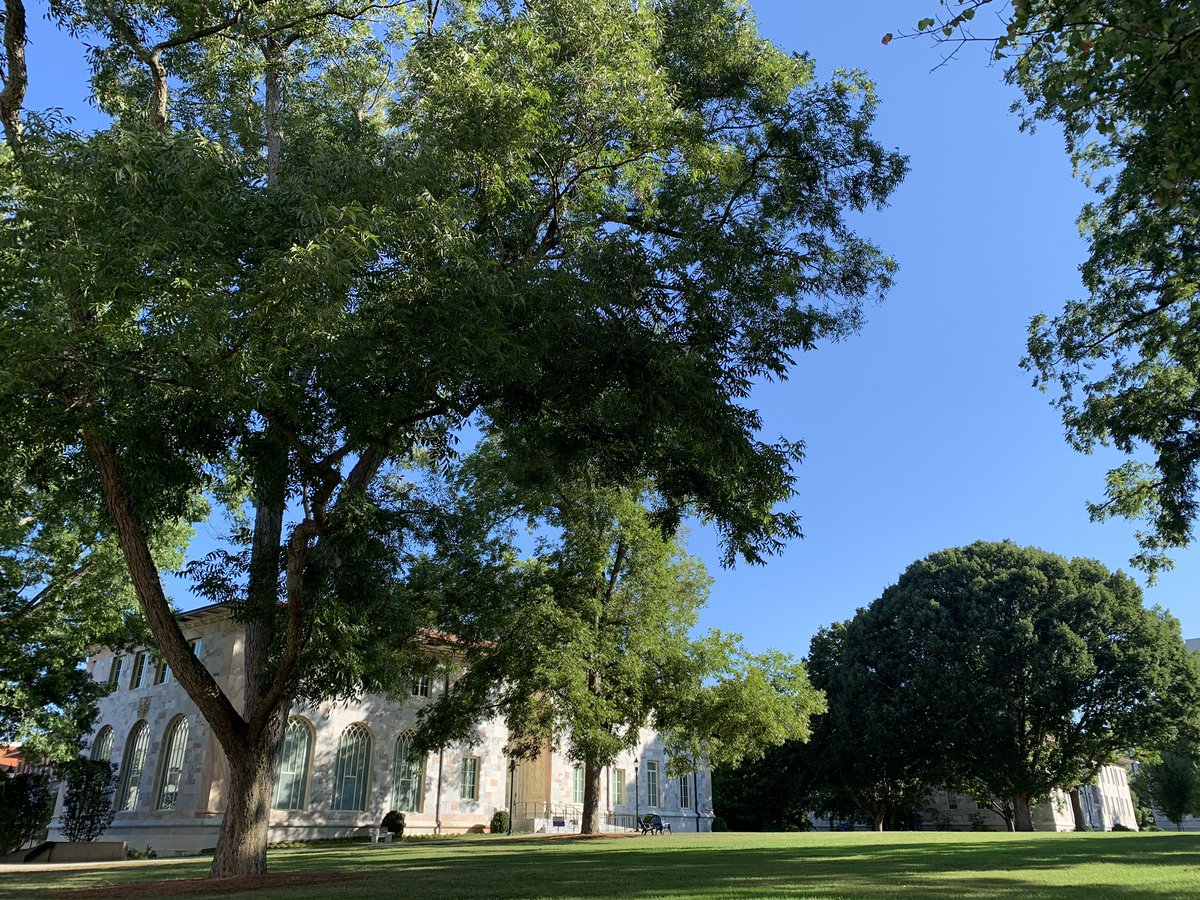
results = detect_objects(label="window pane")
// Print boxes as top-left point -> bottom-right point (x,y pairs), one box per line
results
108,656 -> 124,687
116,722 -> 149,811
391,733 -> 425,813
131,652 -> 147,689
610,769 -> 625,806
272,718 -> 313,810
332,724 -> 371,811
680,775 -> 690,809
91,727 -> 114,763
647,761 -> 659,808
156,717 -> 189,810
460,757 -> 478,801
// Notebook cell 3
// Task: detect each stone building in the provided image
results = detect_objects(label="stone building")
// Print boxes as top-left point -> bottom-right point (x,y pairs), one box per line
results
49,604 -> 713,856
925,765 -> 1139,832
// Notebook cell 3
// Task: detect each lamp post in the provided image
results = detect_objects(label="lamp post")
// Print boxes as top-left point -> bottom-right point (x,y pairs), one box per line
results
507,758 -> 515,835
634,763 -> 639,827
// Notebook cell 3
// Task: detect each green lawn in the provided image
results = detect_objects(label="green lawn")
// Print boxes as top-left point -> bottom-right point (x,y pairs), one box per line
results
3,831 -> 1200,899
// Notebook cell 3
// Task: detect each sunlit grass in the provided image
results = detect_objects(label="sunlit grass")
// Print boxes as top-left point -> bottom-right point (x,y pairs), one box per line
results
4,830 -> 1199,899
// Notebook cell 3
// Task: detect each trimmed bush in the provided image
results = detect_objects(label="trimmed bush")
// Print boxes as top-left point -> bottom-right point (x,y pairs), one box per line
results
711,817 -> 729,832
0,770 -> 53,855
59,758 -> 118,843
490,810 -> 510,834
382,810 -> 406,839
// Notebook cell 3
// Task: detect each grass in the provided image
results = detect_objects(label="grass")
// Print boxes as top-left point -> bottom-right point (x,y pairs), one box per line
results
3,831 -> 1200,899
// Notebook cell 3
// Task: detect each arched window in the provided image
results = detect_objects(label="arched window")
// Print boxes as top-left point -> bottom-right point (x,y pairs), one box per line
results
90,726 -> 114,763
115,721 -> 150,812
331,724 -> 371,811
272,718 -> 313,811
155,717 -> 189,810
391,732 -> 425,813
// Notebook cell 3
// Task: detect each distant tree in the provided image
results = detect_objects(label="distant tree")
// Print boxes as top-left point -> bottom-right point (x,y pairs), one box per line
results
712,740 -> 819,832
805,615 -> 938,832
0,769 -> 53,855
869,541 -> 1200,831
414,454 -> 822,835
58,759 -> 118,843
1132,750 -> 1200,830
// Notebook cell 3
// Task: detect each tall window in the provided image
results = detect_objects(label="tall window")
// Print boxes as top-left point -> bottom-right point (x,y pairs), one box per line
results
679,775 -> 691,809
391,732 -> 425,813
646,760 -> 660,808
91,726 -> 114,763
331,724 -> 371,811
610,768 -> 625,807
412,676 -> 431,698
572,766 -> 585,805
115,721 -> 149,811
272,718 -> 313,810
107,656 -> 124,688
154,659 -> 170,685
155,717 -> 189,810
460,756 -> 479,801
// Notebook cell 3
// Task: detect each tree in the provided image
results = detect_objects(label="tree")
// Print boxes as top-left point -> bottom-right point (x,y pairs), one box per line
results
1,471 -> 193,761
1131,749 -> 1200,830
0,769 -> 53,855
58,758 -> 119,843
866,541 -> 1200,831
805,614 -> 939,832
1,0 -> 905,875
414,456 -> 822,834
897,2 -> 1200,576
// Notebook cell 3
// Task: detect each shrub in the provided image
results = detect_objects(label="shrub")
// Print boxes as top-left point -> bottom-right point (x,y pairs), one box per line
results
968,812 -> 990,832
711,817 -> 729,832
59,759 -> 117,843
1111,822 -> 1135,831
934,813 -> 953,831
381,810 -> 405,839
0,770 -> 54,855
490,810 -> 510,834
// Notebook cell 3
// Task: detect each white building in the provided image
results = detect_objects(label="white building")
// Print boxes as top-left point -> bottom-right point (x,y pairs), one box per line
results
50,604 -> 712,855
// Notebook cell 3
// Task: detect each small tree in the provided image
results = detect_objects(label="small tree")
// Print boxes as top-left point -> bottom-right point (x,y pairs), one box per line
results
58,759 -> 117,843
1131,750 -> 1200,830
0,770 -> 53,855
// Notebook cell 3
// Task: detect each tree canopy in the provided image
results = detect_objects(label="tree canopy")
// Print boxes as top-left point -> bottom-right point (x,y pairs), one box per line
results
410,449 -> 822,834
900,1 -> 1200,575
0,0 -> 905,875
810,541 -> 1200,831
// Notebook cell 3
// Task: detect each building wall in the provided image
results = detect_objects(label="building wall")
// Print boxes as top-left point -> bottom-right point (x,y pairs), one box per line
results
924,764 -> 1138,832
52,608 -> 711,854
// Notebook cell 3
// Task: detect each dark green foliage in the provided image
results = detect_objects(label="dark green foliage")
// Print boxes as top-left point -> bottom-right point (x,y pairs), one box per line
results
713,741 -> 822,832
0,770 -> 53,855
489,811 -> 509,835
827,541 -> 1200,831
59,759 -> 118,843
710,817 -> 728,833
381,811 -> 405,839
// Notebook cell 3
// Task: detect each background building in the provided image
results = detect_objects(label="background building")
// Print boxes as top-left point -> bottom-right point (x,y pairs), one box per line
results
48,605 -> 712,855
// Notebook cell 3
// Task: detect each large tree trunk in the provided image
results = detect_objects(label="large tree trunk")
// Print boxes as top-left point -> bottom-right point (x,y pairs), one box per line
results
1012,793 -> 1035,832
869,799 -> 886,832
580,759 -> 603,835
209,724 -> 285,878
1069,789 -> 1087,831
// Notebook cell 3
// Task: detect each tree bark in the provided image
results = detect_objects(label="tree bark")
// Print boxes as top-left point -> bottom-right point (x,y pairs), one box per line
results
1,0 -> 28,145
209,730 -> 284,878
1012,793 -> 1035,832
580,758 -> 603,835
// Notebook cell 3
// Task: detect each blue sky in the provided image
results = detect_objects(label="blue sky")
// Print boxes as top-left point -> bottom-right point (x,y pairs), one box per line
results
20,1 -> 1200,654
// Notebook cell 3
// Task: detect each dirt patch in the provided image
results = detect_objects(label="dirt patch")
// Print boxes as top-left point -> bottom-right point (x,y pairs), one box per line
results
52,871 -> 359,898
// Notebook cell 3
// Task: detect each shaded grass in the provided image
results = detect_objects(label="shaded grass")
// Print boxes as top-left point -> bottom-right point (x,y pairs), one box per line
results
3,831 -> 1200,899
